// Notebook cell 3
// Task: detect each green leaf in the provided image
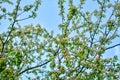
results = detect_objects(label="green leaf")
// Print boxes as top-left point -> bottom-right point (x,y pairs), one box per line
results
50,61 -> 56,69
77,52 -> 86,60
113,56 -> 118,62
23,5 -> 33,12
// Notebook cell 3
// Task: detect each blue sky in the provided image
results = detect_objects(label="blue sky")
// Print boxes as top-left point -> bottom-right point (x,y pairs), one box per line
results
0,0 -> 120,79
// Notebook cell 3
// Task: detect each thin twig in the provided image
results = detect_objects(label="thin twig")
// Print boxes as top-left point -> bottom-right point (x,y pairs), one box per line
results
17,16 -> 32,22
18,61 -> 50,75
1,0 -> 21,53
18,48 -> 60,75
105,43 -> 120,50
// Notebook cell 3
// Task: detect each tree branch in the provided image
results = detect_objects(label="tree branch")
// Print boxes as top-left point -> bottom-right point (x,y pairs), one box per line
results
18,48 -> 60,75
1,0 -> 21,54
18,61 -> 50,75
105,43 -> 120,50
17,16 -> 32,22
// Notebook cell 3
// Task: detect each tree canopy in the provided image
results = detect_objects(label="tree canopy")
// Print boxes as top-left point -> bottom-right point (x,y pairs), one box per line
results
0,0 -> 120,80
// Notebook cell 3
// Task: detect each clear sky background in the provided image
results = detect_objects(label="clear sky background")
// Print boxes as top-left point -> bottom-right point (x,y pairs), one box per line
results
0,0 -> 120,79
